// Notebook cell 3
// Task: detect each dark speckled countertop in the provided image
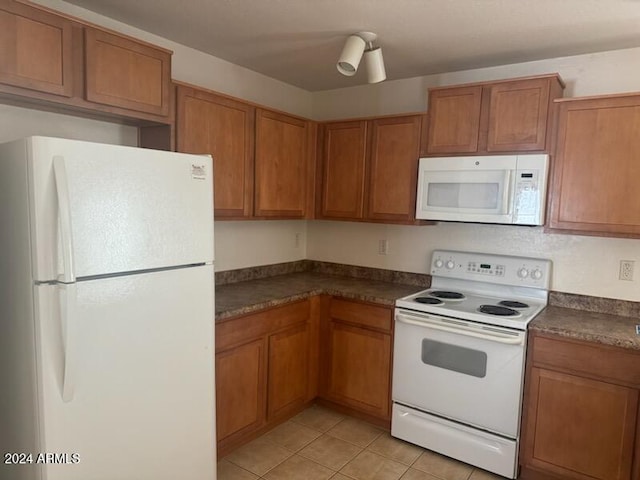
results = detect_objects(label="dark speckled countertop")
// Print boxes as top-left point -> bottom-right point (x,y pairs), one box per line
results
215,262 -> 640,352
215,272 -> 424,321
530,306 -> 640,351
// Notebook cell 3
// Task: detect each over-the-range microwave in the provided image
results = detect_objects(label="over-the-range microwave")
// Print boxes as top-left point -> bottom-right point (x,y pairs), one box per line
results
415,154 -> 549,225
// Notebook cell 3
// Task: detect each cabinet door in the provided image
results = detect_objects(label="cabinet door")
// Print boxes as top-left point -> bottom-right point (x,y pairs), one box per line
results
548,95 -> 640,236
426,85 -> 482,154
215,339 -> 266,443
326,321 -> 391,420
522,367 -> 638,480
176,86 -> 255,218
85,28 -> 171,116
267,323 -> 309,419
255,109 -> 308,217
319,121 -> 367,219
366,115 -> 423,222
486,77 -> 550,152
0,2 -> 74,97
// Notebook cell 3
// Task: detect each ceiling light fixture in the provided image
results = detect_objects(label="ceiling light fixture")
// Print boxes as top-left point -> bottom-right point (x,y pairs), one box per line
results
336,32 -> 386,84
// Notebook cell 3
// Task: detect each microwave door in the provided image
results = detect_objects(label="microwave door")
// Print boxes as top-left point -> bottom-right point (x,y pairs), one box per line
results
417,169 -> 514,223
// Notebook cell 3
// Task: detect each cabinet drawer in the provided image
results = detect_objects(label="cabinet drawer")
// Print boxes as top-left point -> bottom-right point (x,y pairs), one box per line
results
330,298 -> 392,332
216,299 -> 310,351
532,334 -> 640,387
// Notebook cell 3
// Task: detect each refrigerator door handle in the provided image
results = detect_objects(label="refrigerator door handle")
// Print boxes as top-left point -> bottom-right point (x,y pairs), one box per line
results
59,283 -> 79,402
53,155 -> 76,283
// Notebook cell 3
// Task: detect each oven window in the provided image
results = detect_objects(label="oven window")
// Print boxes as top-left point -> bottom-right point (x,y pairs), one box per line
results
427,182 -> 499,209
421,339 -> 487,378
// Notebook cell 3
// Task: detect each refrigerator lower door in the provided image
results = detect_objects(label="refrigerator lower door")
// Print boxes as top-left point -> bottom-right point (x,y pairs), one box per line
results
34,265 -> 215,480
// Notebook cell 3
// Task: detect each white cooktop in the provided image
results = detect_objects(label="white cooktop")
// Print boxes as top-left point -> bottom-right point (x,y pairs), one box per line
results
396,250 -> 552,330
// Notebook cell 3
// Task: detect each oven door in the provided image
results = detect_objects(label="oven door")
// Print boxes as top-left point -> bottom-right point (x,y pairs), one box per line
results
392,309 -> 526,438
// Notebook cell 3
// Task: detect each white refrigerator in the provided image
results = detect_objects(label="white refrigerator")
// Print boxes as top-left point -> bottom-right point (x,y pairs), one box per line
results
0,137 -> 216,480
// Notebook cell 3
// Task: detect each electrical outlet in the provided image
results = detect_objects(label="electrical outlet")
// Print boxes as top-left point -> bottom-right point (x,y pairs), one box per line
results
294,232 -> 301,248
619,260 -> 635,281
378,239 -> 389,255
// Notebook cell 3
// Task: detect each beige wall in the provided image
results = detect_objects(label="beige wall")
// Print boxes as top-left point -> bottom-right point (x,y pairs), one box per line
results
4,1 -> 640,299
309,48 -> 640,301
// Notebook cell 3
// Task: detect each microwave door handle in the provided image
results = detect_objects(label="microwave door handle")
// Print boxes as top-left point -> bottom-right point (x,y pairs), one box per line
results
501,170 -> 513,215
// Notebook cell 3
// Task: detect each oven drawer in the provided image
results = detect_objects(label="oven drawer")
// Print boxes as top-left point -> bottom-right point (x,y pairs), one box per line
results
392,403 -> 518,479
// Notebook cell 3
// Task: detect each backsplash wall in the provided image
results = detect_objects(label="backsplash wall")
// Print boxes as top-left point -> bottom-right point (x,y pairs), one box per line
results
306,221 -> 640,302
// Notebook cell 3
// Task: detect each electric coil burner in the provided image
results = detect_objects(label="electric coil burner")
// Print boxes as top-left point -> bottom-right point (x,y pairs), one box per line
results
429,291 -> 465,300
392,250 -> 552,479
414,297 -> 444,305
478,304 -> 521,316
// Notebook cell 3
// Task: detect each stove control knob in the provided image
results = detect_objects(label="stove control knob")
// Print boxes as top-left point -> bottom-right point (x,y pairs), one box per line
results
531,269 -> 543,280
434,259 -> 444,268
517,267 -> 529,279
446,260 -> 455,270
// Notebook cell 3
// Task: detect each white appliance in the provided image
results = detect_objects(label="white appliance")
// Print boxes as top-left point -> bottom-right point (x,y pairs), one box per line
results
415,154 -> 549,225
392,250 -> 551,479
0,137 -> 216,480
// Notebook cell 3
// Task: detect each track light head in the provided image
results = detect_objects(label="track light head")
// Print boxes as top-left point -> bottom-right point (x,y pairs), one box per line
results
336,32 -> 386,84
336,35 -> 366,76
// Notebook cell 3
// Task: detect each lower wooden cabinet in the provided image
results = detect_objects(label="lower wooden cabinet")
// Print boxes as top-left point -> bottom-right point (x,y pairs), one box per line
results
215,295 -> 395,455
320,298 -> 393,423
520,332 -> 640,480
215,338 -> 266,443
214,299 -> 316,455
267,324 -> 309,419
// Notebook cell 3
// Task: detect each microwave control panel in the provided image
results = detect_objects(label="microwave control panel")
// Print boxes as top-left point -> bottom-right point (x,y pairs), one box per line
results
514,170 -> 540,216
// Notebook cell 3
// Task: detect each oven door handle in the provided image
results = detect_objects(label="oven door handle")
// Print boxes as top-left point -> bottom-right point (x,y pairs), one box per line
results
395,313 -> 524,345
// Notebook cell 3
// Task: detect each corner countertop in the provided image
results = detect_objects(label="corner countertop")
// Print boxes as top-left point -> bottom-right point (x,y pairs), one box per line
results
215,272 -> 424,321
530,305 -> 640,351
215,268 -> 640,352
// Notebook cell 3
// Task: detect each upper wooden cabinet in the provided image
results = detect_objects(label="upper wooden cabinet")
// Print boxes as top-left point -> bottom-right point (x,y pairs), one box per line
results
0,2 -> 172,124
548,93 -> 640,238
84,28 -> 171,116
427,86 -> 482,153
318,114 -> 425,223
520,333 -> 640,480
176,85 -> 255,218
366,116 -> 423,222
319,120 -> 368,219
255,109 -> 310,218
426,74 -> 564,155
0,1 -> 74,97
176,84 -> 314,220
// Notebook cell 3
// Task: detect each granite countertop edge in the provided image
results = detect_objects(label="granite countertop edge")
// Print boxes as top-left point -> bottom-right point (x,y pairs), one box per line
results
529,305 -> 640,351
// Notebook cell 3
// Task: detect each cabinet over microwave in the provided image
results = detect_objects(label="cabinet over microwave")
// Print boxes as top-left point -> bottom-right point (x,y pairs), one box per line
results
415,154 -> 549,225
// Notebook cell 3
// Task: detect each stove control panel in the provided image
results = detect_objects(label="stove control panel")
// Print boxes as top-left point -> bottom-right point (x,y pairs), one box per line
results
431,250 -> 551,289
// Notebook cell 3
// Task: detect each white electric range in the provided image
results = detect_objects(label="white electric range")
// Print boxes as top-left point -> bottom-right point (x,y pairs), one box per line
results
392,250 -> 552,479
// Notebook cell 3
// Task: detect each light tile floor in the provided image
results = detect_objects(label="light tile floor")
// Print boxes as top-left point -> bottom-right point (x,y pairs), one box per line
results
218,405 -> 506,480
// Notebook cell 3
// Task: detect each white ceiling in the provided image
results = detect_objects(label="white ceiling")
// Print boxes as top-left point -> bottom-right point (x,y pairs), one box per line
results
66,0 -> 640,91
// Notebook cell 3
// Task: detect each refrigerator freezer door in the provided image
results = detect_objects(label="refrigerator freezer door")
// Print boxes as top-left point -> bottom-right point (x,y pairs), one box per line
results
34,265 -> 215,480
27,137 -> 214,282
